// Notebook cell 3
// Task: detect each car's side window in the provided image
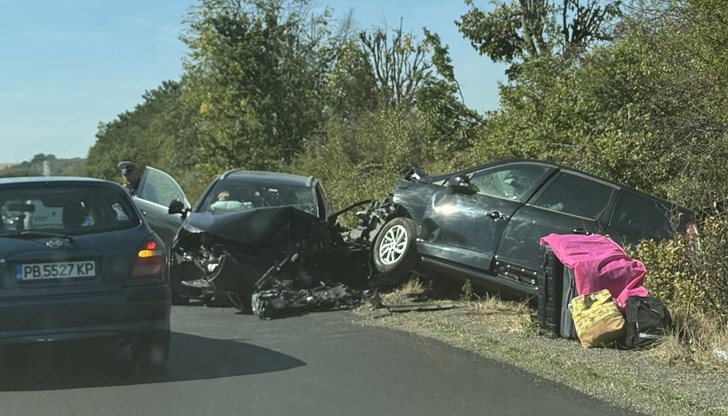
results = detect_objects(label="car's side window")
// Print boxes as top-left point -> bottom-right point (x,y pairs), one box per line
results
611,191 -> 674,242
138,168 -> 187,208
469,165 -> 549,200
532,173 -> 614,219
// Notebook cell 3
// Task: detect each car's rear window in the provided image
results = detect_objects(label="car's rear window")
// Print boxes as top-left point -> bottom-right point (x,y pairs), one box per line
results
0,183 -> 140,235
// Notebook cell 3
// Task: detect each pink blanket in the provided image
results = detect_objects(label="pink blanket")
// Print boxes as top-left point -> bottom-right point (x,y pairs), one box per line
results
540,233 -> 648,311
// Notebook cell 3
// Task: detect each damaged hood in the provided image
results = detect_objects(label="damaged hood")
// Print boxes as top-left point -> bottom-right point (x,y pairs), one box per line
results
182,206 -> 323,244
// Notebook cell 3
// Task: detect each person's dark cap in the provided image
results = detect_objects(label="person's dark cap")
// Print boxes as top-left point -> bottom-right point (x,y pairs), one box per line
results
117,161 -> 137,175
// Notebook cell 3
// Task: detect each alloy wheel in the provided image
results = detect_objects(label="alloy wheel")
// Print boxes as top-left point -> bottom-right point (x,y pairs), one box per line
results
378,224 -> 408,265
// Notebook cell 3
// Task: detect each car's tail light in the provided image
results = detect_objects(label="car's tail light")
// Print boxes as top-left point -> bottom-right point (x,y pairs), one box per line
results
131,235 -> 166,281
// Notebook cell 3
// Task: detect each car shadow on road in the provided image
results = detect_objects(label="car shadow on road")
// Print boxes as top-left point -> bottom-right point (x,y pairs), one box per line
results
0,331 -> 306,391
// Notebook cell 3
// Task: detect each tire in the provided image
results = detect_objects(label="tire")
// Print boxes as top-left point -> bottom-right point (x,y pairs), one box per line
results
373,217 -> 418,280
132,332 -> 170,370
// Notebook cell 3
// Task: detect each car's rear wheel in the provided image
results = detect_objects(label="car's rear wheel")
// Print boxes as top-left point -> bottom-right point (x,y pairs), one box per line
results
373,217 -> 418,279
132,332 -> 170,370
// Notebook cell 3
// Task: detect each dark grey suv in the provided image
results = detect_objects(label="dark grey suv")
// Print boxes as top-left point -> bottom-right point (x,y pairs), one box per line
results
0,177 -> 171,368
366,159 -> 693,296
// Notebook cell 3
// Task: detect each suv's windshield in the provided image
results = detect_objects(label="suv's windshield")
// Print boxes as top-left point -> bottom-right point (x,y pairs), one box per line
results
0,184 -> 140,235
199,179 -> 318,216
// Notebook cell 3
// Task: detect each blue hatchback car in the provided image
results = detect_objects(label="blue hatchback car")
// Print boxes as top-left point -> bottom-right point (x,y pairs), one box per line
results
0,177 -> 170,368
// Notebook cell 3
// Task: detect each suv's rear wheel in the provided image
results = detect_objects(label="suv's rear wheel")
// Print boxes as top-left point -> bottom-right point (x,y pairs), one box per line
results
373,217 -> 417,279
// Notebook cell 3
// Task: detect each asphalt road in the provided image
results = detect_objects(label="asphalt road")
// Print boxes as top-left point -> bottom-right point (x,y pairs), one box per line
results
0,305 -> 641,416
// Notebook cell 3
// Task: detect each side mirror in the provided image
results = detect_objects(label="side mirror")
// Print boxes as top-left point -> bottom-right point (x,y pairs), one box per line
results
168,199 -> 189,219
447,175 -> 477,195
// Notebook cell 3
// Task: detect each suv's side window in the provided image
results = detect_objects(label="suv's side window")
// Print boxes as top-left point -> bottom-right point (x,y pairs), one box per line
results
532,173 -> 614,219
611,190 -> 674,242
469,165 -> 549,201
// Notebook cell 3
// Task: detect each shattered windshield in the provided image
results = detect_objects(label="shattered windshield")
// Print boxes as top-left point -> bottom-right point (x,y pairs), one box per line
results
199,179 -> 318,217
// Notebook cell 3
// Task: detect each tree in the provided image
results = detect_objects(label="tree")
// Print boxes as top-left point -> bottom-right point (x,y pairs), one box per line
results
323,37 -> 379,120
457,0 -> 622,67
85,80 -> 199,189
414,29 -> 483,152
181,0 -> 337,174
358,20 -> 432,108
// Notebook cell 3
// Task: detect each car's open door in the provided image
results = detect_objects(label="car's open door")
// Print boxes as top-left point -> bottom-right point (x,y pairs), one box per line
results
134,166 -> 191,249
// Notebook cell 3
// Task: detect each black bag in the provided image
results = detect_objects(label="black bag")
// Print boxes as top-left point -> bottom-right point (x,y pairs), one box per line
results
621,296 -> 672,349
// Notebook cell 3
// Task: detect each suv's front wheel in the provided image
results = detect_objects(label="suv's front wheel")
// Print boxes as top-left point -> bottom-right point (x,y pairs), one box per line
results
373,217 -> 418,279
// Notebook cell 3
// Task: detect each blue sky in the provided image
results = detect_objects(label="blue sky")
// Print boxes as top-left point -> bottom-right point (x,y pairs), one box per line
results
0,0 -> 507,163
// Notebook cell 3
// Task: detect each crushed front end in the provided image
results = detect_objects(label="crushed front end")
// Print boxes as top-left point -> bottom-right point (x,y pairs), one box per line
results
171,205 -> 373,312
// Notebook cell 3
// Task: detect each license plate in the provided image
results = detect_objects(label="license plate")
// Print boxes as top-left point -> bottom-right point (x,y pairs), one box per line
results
15,261 -> 97,281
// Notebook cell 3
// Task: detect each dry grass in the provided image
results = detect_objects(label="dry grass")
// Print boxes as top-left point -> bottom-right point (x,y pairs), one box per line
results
458,296 -> 532,334
645,305 -> 728,370
382,276 -> 426,305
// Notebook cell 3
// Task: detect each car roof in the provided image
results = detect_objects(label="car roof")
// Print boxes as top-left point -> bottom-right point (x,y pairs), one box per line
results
219,170 -> 317,188
0,176 -> 120,187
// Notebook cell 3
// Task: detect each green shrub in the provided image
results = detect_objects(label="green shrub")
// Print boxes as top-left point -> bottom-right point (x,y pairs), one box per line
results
291,107 -> 443,220
635,216 -> 728,325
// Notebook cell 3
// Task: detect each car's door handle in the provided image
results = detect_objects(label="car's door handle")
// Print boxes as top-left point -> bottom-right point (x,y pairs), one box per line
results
141,210 -> 147,216
573,227 -> 591,235
487,211 -> 506,220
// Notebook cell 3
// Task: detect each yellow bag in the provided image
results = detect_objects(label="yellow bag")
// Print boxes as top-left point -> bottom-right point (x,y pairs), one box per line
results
569,289 -> 625,348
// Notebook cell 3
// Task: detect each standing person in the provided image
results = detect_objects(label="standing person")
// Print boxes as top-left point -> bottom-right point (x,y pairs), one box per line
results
117,161 -> 141,196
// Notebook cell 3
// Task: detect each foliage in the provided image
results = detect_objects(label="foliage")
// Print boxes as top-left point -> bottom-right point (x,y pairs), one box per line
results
635,216 -> 728,325
457,0 -> 622,68
291,107 -> 430,211
415,29 -> 484,152
323,37 -> 379,121
85,81 -> 199,184
84,3 -> 473,203
358,20 -> 432,108
181,0 -> 337,172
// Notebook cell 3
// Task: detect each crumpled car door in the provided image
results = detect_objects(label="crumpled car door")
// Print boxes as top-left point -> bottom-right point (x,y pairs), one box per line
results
418,164 -> 553,275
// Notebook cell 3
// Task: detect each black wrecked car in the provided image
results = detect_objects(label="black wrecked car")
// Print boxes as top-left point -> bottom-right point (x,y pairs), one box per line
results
0,177 -> 171,368
361,159 -> 694,297
167,170 -> 371,309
